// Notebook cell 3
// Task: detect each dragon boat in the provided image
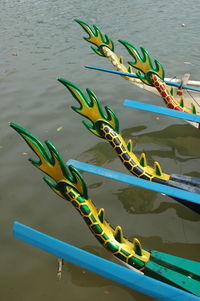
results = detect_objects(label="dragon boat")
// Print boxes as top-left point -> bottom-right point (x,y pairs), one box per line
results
75,19 -> 200,129
58,79 -> 200,213
10,122 -> 200,297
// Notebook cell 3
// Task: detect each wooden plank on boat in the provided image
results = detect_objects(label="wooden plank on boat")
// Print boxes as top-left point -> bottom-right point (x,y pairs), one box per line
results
123,99 -> 200,123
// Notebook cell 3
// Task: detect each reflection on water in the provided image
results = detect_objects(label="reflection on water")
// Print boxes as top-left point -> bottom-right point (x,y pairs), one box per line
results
122,124 -> 200,161
115,186 -> 156,214
115,186 -> 200,221
88,181 -> 103,190
78,142 -> 116,165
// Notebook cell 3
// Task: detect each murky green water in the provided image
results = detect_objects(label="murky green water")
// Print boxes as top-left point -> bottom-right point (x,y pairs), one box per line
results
1,0 -> 200,300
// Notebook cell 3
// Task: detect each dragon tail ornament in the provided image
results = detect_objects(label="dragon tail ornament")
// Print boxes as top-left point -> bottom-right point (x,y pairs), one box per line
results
75,19 -> 142,85
119,39 -> 198,114
10,122 -> 200,296
76,20 -> 200,127
58,79 -> 200,213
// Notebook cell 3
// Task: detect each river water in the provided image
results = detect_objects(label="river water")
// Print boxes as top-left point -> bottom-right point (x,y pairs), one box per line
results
1,0 -> 200,300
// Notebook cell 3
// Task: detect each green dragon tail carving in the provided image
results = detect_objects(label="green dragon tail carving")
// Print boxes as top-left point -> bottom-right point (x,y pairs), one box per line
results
120,40 -> 199,115
119,40 -> 165,86
58,79 -> 170,183
10,122 -> 150,270
58,78 -> 119,137
75,19 -> 142,84
75,19 -> 114,56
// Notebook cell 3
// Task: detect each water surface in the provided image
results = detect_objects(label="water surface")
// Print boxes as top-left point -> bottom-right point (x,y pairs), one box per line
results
1,1 -> 200,300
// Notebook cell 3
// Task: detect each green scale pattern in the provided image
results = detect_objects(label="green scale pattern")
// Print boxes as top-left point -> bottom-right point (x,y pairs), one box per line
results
64,187 -> 145,270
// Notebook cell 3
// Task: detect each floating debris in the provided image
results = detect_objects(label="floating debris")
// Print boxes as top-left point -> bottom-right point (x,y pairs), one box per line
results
57,258 -> 64,280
